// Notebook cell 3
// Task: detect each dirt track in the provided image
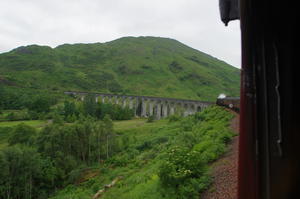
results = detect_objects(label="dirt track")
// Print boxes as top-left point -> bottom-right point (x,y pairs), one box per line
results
201,113 -> 239,199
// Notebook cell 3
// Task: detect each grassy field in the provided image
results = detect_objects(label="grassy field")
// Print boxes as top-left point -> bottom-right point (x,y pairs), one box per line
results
0,120 -> 47,149
114,118 -> 148,131
0,120 -> 46,128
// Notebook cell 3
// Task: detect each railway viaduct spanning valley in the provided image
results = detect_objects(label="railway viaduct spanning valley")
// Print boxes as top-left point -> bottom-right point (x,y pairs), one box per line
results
0,37 -> 240,199
65,91 -> 213,119
0,36 -> 241,199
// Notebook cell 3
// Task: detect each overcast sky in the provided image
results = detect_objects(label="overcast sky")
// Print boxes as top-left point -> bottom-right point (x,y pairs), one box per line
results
0,0 -> 241,68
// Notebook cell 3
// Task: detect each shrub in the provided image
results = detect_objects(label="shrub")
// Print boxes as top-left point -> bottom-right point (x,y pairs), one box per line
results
168,114 -> 181,122
159,147 -> 207,187
65,114 -> 77,123
158,146 -> 211,198
177,177 -> 211,199
8,123 -> 37,146
158,106 -> 235,198
95,103 -> 134,120
4,110 -> 31,121
136,141 -> 152,151
107,154 -> 131,167
6,112 -> 16,121
28,110 -> 39,120
147,115 -> 155,123
180,117 -> 194,131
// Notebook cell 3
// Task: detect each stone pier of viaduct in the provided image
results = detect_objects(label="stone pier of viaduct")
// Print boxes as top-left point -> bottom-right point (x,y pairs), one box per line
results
64,91 -> 213,120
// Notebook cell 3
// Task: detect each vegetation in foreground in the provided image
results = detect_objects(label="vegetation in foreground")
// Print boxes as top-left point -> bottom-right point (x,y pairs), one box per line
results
0,106 -> 234,199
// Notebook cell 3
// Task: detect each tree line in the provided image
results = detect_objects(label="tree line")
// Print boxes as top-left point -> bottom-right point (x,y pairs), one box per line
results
0,87 -> 134,122
0,115 -> 118,199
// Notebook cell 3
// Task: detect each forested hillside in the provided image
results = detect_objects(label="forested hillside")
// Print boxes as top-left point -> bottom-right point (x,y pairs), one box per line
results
0,36 -> 240,101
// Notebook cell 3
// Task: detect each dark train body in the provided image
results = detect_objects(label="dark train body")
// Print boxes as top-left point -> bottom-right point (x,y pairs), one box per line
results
216,97 -> 240,112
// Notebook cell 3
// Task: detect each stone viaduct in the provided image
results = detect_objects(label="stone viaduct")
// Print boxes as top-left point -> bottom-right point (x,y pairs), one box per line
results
64,91 -> 213,120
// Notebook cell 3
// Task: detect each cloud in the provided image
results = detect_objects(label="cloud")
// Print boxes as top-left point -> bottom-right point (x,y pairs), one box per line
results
0,0 -> 241,67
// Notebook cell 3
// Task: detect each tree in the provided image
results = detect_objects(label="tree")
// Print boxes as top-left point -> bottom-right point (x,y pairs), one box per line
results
0,87 -> 3,111
29,95 -> 52,113
0,145 -> 57,199
65,114 -> 77,123
8,123 -> 37,146
95,103 -> 134,120
0,152 -> 9,198
103,115 -> 114,159
83,94 -> 97,116
93,121 -> 105,163
63,101 -> 78,118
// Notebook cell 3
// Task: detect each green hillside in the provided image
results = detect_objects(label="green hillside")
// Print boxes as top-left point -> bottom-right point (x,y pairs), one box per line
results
0,36 -> 240,101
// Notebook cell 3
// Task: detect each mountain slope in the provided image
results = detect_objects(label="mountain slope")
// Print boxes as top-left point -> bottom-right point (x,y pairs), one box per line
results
0,36 -> 240,101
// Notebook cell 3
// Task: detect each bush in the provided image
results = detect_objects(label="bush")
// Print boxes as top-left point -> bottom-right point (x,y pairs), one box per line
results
0,127 -> 13,142
168,114 -> 181,122
177,177 -> 211,199
53,113 -> 64,124
28,110 -> 40,120
107,154 -> 131,167
95,103 -> 134,120
4,110 -> 31,121
65,114 -> 77,123
147,115 -> 155,123
158,106 -> 235,198
28,95 -> 55,113
180,117 -> 194,131
193,140 -> 225,163
159,147 -> 207,187
158,146 -> 211,199
8,123 -> 37,146
136,141 -> 152,151
5,112 -> 16,121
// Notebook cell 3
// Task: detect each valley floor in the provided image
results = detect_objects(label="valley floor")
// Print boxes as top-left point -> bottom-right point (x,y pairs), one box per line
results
0,106 -> 236,199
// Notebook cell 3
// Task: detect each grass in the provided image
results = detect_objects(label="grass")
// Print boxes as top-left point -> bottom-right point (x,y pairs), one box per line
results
0,120 -> 47,149
0,120 -> 46,128
50,106 -> 235,199
114,118 -> 148,131
50,117 -> 177,199
0,106 -> 235,198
